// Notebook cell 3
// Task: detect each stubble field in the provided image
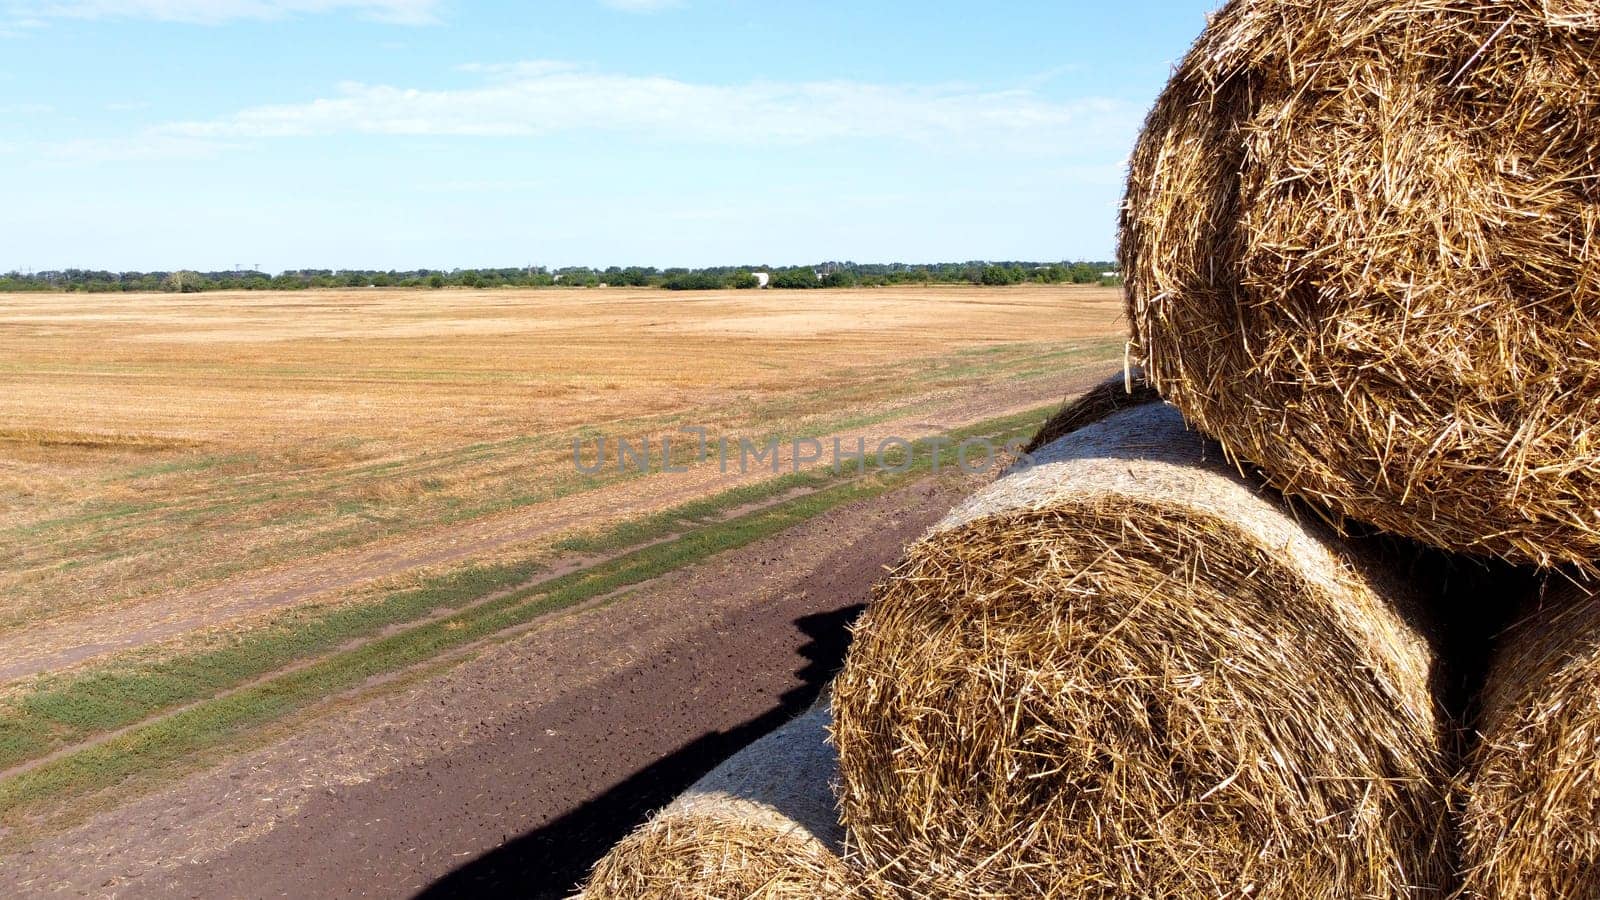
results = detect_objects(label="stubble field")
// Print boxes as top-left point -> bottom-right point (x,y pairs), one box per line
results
0,284 -> 1120,648
0,283 -> 1124,878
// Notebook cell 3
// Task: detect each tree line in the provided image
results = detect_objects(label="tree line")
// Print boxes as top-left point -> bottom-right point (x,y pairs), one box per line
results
0,261 -> 1120,294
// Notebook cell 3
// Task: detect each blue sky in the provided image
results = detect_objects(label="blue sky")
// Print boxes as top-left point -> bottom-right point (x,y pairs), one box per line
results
0,1 -> 1217,271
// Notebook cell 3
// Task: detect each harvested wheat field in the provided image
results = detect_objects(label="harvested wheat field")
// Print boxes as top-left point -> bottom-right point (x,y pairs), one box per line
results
833,400 -> 1451,899
0,284 -> 1120,669
1124,0 -> 1600,568
0,284 -> 1124,895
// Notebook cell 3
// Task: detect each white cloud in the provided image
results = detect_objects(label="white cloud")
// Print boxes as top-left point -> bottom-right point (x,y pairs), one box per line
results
4,0 -> 441,26
599,0 -> 682,11
454,60 -> 579,79
0,14 -> 44,34
416,177 -> 549,193
50,134 -> 236,162
151,61 -> 1140,155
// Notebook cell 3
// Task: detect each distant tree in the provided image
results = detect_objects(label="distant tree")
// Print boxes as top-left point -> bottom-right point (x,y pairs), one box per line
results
980,265 -> 1022,286
613,266 -> 658,287
729,271 -> 760,289
555,268 -> 599,287
163,271 -> 204,293
0,259 -> 1120,295
574,270 -> 599,286
771,268 -> 821,289
661,272 -> 726,290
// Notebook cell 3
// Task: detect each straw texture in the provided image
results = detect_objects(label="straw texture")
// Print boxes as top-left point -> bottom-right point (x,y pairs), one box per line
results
1456,580 -> 1600,899
1123,0 -> 1600,568
579,701 -> 858,899
833,403 -> 1450,898
1024,369 -> 1160,455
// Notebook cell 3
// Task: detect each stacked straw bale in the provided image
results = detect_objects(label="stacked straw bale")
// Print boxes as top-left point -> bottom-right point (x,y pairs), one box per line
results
1456,580 -> 1600,899
1024,369 -> 1158,455
1121,0 -> 1600,567
580,699 -> 858,899
832,401 -> 1451,898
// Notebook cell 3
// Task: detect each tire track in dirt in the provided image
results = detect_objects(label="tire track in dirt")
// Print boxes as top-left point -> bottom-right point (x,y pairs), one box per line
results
0,369 -> 1104,683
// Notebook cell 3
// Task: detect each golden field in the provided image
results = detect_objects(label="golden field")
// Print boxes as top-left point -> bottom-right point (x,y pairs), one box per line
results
0,284 -> 1124,676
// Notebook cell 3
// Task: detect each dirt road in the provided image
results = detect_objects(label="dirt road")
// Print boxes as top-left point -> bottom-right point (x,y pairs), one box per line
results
0,468 -> 986,898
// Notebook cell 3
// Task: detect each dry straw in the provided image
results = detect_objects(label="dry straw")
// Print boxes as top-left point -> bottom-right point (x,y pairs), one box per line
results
579,700 -> 859,899
1456,580 -> 1600,899
1024,369 -> 1160,455
1122,0 -> 1600,568
833,403 -> 1451,898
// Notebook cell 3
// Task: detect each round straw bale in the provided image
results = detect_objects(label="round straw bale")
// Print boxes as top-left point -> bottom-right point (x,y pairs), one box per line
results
1457,580 -> 1600,899
1024,369 -> 1159,455
1122,0 -> 1600,567
579,701 -> 858,899
832,403 -> 1450,898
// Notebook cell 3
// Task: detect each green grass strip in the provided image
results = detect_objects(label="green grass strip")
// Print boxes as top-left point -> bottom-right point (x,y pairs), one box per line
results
0,451 -> 848,770
0,560 -> 545,770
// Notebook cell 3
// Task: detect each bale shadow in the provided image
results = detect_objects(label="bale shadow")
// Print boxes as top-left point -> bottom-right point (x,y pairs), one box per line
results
414,604 -> 862,900
1390,541 -> 1529,727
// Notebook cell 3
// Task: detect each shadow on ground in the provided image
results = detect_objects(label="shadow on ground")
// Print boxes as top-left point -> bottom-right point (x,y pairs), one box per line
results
416,604 -> 861,900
